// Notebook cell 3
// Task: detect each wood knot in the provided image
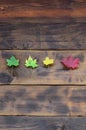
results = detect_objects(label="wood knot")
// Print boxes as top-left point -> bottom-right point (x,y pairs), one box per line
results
0,6 -> 5,11
0,5 -> 9,11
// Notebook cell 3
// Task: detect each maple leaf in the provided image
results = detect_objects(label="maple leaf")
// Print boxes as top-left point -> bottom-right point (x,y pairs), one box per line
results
25,56 -> 38,69
43,57 -> 54,66
61,56 -> 80,69
6,56 -> 19,67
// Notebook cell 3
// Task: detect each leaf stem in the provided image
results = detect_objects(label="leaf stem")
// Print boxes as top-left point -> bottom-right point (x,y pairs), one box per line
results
11,66 -> 14,77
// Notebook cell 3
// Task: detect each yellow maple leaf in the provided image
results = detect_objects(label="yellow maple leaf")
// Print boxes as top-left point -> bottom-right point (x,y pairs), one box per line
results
43,57 -> 54,66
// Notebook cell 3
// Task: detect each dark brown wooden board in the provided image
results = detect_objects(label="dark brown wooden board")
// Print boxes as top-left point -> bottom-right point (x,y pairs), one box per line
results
0,0 -> 86,8
0,50 -> 86,85
0,85 -> 86,116
0,0 -> 86,18
0,116 -> 86,130
0,19 -> 86,50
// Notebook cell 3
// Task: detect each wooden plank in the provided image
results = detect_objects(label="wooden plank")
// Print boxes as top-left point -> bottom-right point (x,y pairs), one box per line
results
0,0 -> 86,8
0,0 -> 86,18
0,85 -> 86,116
0,50 -> 86,85
0,116 -> 86,130
0,20 -> 86,50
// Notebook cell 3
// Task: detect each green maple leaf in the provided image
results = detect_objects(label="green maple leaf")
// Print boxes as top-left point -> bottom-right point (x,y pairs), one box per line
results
25,56 -> 38,69
6,56 -> 19,67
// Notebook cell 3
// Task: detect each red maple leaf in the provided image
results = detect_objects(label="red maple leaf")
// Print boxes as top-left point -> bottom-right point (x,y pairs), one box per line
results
61,56 -> 80,69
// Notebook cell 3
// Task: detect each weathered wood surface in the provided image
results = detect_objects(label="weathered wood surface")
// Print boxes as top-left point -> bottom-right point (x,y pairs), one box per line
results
0,0 -> 86,18
0,0 -> 86,8
0,20 -> 86,50
0,116 -> 86,130
0,0 -> 86,127
0,50 -> 86,85
0,85 -> 86,116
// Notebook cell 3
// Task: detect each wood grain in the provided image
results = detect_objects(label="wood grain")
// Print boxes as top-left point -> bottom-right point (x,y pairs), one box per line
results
0,50 -> 86,85
0,0 -> 86,18
0,20 -> 86,50
0,0 -> 86,127
0,85 -> 86,116
0,0 -> 86,8
0,116 -> 86,130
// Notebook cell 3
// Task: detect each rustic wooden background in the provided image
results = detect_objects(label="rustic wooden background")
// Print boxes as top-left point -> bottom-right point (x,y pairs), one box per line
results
0,0 -> 86,129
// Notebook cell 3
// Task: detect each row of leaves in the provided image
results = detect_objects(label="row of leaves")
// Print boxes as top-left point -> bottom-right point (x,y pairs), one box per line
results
6,55 -> 80,69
